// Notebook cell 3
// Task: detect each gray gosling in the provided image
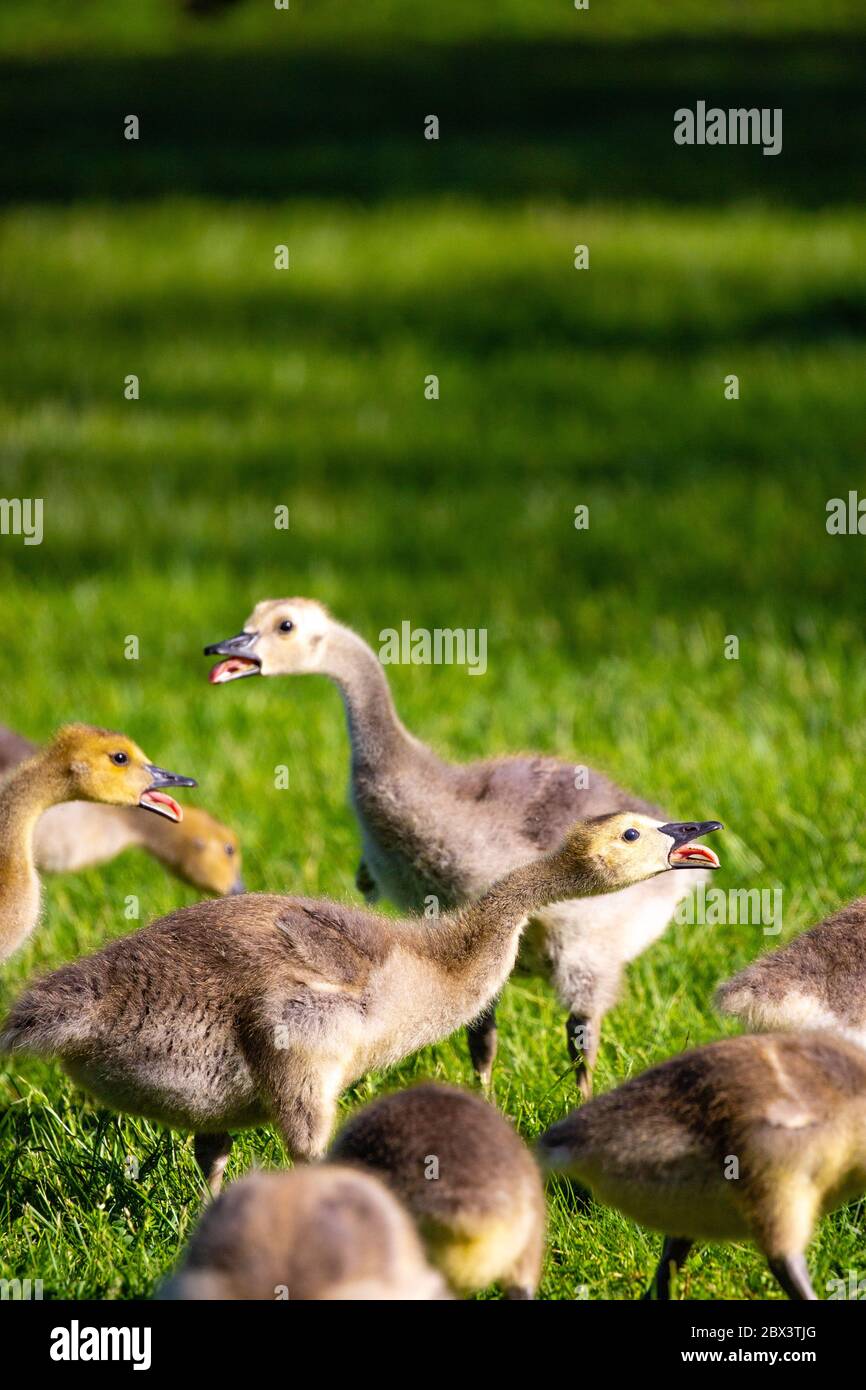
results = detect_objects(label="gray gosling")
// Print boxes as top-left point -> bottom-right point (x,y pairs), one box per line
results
716,896 -> 866,1053
330,1081 -> 545,1298
0,723 -> 195,962
0,725 -> 243,897
160,1164 -> 450,1300
0,811 -> 718,1193
205,597 -> 719,1094
537,1031 -> 866,1301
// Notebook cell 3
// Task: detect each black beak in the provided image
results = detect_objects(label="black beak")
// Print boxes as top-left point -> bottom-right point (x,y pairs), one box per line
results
203,632 -> 258,657
145,764 -> 198,790
659,820 -> 723,869
659,820 -> 723,844
229,877 -> 246,895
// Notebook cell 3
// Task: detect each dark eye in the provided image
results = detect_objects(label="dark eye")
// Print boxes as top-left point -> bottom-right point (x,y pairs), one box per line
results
225,844 -> 235,856
279,619 -> 294,633
623,828 -> 640,842
110,751 -> 129,766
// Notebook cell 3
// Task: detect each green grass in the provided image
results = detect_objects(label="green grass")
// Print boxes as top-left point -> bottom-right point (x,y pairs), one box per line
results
2,195 -> 866,1299
2,14 -> 866,1300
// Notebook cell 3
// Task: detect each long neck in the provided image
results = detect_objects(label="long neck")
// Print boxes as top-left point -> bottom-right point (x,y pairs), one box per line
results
0,751 -> 71,958
324,623 -> 423,773
428,844 -> 614,1002
0,751 -> 71,849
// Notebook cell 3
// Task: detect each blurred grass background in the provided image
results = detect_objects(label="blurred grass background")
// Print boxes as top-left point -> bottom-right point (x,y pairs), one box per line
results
2,0 -> 866,52
1,0 -> 866,1300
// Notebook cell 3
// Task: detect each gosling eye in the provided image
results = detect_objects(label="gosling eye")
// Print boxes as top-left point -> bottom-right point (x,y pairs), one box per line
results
109,751 -> 129,766
279,619 -> 294,633
225,844 -> 236,856
622,828 -> 640,842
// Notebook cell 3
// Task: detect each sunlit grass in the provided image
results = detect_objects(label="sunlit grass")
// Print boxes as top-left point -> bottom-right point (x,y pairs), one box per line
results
1,192 -> 865,1298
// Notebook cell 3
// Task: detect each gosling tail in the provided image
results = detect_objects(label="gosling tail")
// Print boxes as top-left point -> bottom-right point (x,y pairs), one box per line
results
0,967 -> 98,1056
714,972 -> 760,1027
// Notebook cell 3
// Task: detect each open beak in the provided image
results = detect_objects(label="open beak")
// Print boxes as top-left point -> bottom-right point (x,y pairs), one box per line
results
660,820 -> 723,869
204,632 -> 261,684
140,764 -> 198,823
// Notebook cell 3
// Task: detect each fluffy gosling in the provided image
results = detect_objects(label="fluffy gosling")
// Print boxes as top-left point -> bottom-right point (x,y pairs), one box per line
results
0,723 -> 195,960
537,1032 -> 866,1301
205,598 -> 720,1095
0,725 -> 241,896
161,1165 -> 450,1300
331,1082 -> 545,1298
1,812 -> 719,1191
716,895 -> 866,1053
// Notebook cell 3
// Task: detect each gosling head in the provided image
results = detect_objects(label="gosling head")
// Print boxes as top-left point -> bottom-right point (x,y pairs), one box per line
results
205,597 -> 332,684
559,812 -> 723,891
46,724 -> 197,823
151,807 -> 244,894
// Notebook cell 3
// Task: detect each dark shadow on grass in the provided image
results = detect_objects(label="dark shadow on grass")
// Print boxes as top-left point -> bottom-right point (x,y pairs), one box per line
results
5,281 -> 866,357
1,37 -> 864,206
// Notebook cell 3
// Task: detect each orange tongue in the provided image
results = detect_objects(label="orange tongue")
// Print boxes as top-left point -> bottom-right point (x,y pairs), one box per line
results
209,657 -> 258,684
141,790 -> 183,822
671,843 -> 719,866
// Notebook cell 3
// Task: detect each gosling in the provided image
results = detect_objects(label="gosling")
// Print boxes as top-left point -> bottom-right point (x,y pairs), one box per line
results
205,598 -> 720,1093
330,1082 -> 545,1298
1,813 -> 719,1192
716,896 -> 866,1052
537,1031 -> 866,1301
0,725 -> 242,896
0,723 -> 196,961
161,1164 -> 450,1300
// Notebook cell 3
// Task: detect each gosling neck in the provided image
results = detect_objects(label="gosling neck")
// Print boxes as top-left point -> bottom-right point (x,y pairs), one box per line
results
0,750 -> 75,959
322,623 -> 422,773
0,749 -> 75,847
432,844 -> 619,998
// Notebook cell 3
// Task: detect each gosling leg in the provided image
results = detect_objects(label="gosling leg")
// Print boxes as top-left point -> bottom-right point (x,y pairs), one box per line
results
193,1132 -> 234,1199
467,999 -> 499,1088
355,858 -> 379,904
751,1178 -> 819,1301
566,1012 -> 600,1101
268,1054 -> 343,1163
242,1016 -> 342,1163
768,1253 -> 817,1301
642,1236 -> 693,1300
